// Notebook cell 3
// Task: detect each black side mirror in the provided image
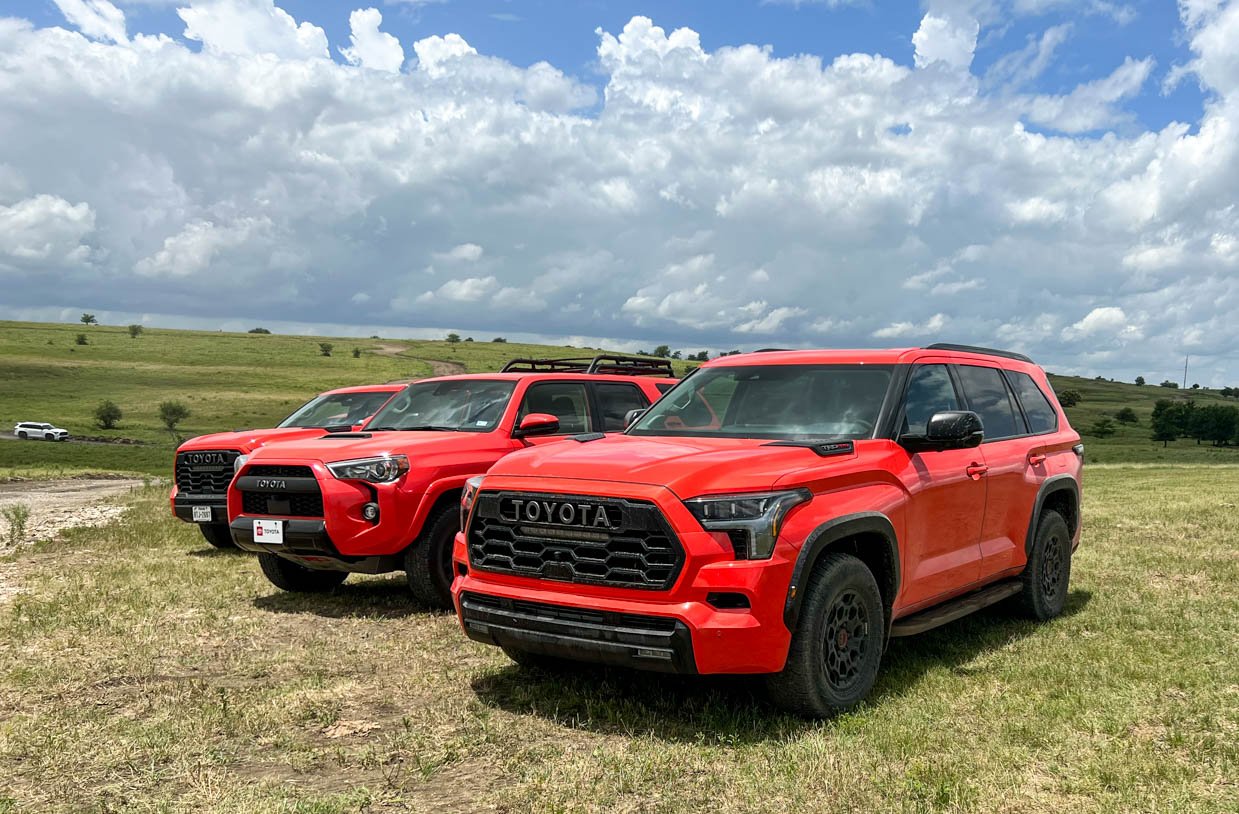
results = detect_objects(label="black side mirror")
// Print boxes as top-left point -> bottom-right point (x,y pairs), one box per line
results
901,410 -> 984,452
623,408 -> 646,429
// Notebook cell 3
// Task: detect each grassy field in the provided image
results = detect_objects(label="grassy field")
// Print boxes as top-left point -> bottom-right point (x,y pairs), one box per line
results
2,319 -> 1235,480
0,466 -> 1235,812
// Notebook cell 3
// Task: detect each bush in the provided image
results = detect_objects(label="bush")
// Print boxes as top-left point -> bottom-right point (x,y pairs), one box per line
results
1057,389 -> 1082,408
446,333 -> 461,344
127,324 -> 143,338
158,401 -> 190,432
1135,376 -> 1145,386
492,337 -> 507,343
94,400 -> 123,429
1159,380 -> 1179,388
351,347 -> 361,358
1089,417 -> 1117,438
1114,407 -> 1138,424
2,503 -> 30,547
75,333 -> 88,346
248,327 -> 271,334
464,337 -> 474,342
319,342 -> 333,357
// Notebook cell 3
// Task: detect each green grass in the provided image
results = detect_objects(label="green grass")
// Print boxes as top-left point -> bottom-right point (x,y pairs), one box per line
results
0,466 -> 1235,811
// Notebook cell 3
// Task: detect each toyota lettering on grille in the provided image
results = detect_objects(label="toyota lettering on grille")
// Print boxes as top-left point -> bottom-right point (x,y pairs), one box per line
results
501,497 -> 618,530
256,479 -> 287,490
184,451 -> 230,466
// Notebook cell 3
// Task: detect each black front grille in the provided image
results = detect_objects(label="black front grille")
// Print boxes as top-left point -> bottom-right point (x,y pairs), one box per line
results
175,450 -> 240,495
240,491 -> 324,517
465,592 -> 679,633
467,492 -> 684,590
246,465 -> 315,478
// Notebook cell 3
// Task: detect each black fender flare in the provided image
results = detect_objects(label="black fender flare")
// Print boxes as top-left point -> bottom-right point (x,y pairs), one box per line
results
782,511 -> 899,631
1025,475 -> 1079,555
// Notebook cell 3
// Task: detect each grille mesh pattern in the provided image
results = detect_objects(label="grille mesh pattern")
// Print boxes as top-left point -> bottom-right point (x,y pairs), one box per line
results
246,465 -> 314,478
240,491 -> 324,517
175,450 -> 240,495
468,492 -> 683,590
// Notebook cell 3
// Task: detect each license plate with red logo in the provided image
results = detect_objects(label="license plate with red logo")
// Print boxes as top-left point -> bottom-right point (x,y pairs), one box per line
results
253,519 -> 284,545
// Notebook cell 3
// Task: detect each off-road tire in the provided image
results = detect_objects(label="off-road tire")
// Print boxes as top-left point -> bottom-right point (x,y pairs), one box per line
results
766,552 -> 885,717
1018,509 -> 1071,620
198,523 -> 236,550
258,552 -> 348,593
405,504 -> 458,609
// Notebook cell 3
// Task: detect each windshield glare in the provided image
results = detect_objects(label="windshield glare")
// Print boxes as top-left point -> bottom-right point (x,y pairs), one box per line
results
367,380 -> 516,432
278,391 -> 395,429
629,364 -> 892,440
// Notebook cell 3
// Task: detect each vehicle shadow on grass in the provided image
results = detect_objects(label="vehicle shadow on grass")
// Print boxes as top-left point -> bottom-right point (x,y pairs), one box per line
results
470,589 -> 1092,744
252,577 -> 445,620
185,547 -> 250,558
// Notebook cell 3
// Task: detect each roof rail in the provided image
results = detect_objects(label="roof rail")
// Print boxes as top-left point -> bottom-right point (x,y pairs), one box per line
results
500,354 -> 675,377
924,343 -> 1034,363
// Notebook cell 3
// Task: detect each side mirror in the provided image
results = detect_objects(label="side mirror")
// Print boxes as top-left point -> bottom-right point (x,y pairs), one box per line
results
901,410 -> 984,452
623,408 -> 646,429
513,412 -> 560,439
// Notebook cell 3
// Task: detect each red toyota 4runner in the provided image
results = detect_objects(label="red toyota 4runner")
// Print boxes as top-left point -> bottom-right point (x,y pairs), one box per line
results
226,356 -> 676,606
172,384 -> 403,549
454,345 -> 1083,716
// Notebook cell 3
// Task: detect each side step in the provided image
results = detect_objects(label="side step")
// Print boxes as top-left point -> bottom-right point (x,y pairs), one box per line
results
889,580 -> 1022,637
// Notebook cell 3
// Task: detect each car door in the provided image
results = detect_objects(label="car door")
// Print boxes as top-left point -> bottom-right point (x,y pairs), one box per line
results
954,364 -> 1032,578
514,380 -> 592,447
895,362 -> 987,610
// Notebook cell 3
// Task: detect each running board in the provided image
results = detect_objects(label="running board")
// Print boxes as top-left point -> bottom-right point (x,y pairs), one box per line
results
889,580 -> 1021,637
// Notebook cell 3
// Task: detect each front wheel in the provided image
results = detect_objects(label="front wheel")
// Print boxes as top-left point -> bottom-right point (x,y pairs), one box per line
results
1018,509 -> 1071,620
198,523 -> 236,550
404,505 -> 458,609
258,552 -> 348,593
44,433 -> 55,441
766,552 -> 885,717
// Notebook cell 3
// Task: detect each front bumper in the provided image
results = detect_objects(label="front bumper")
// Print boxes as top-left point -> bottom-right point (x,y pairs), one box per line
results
171,491 -> 227,524
228,516 -> 402,574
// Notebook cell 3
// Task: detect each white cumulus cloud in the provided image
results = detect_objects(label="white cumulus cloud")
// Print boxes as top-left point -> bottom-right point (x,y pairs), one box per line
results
340,8 -> 404,73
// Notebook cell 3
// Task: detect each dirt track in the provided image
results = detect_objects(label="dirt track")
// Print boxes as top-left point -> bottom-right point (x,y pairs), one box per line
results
0,478 -> 144,552
371,343 -> 467,377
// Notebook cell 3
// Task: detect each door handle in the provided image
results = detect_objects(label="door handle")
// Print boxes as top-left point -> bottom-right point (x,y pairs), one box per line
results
1027,452 -> 1047,466
966,463 -> 989,480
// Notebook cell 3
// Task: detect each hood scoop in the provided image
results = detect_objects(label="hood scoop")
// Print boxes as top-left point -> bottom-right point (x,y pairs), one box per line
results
762,440 -> 854,457
321,432 -> 372,440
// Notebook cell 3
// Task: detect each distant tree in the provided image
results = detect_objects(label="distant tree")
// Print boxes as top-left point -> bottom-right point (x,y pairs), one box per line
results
722,349 -> 742,357
75,333 -> 88,346
318,342 -> 333,357
446,333 -> 461,344
492,337 -> 507,343
127,324 -> 143,339
80,313 -> 97,326
652,345 -> 672,358
93,400 -> 122,429
1191,383 -> 1201,390
464,337 -> 474,342
248,327 -> 271,334
1159,380 -> 1179,389
1221,386 -> 1236,398
1135,376 -> 1145,386
637,349 -> 648,356
1057,389 -> 1082,408
1089,417 -> 1117,438
158,401 -> 190,434
369,335 -> 380,339
1195,403 -> 1239,446
351,347 -> 361,358
1114,407 -> 1138,424
671,350 -> 682,359
1150,400 -> 1180,447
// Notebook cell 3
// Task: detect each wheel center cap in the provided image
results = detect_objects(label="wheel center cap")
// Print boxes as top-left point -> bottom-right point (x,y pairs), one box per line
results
836,629 -> 849,649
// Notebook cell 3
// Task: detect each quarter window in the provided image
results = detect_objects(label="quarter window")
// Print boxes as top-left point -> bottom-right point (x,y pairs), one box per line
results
957,365 -> 1024,440
1006,372 -> 1058,434
594,383 -> 649,431
902,365 -> 959,434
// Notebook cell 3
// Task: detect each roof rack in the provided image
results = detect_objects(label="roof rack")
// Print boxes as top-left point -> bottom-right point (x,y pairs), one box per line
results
924,343 -> 1034,363
500,354 -> 675,377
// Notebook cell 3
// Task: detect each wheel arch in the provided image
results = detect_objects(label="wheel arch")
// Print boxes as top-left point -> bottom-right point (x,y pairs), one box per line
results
783,512 -> 900,632
1026,475 -> 1080,555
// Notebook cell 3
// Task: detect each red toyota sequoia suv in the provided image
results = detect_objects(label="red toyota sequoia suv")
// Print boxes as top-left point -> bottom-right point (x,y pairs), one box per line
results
171,384 -> 403,549
227,356 -> 676,607
454,345 -> 1083,716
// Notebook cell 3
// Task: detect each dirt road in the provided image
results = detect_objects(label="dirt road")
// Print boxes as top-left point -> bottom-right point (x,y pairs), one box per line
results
370,343 -> 467,377
0,478 -> 144,552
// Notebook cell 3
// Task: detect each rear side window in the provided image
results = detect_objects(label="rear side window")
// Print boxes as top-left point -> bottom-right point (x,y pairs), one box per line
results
1006,371 -> 1058,434
957,365 -> 1024,440
902,364 -> 959,434
594,383 -> 649,431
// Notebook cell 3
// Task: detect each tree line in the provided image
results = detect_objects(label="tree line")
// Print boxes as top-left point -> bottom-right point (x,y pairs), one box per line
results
1150,400 -> 1239,447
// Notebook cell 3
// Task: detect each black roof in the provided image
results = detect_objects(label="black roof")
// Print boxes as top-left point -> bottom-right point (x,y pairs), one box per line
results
500,354 -> 675,377
924,343 -> 1034,363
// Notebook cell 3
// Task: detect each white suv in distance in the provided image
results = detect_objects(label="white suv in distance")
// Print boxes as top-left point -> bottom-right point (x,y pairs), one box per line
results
13,422 -> 69,441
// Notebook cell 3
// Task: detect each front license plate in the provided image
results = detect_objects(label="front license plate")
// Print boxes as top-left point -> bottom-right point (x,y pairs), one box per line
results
192,506 -> 212,523
253,519 -> 284,545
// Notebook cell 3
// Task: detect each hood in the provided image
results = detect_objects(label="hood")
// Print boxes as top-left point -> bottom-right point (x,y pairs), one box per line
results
244,429 -> 506,464
487,435 -> 857,497
177,427 -> 333,454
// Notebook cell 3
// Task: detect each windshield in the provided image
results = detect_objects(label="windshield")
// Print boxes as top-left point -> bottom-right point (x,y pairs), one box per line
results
367,379 -> 516,432
278,391 -> 395,429
629,364 -> 893,440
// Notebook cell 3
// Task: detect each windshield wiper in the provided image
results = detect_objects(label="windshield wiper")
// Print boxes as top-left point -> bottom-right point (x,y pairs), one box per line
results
390,424 -> 459,432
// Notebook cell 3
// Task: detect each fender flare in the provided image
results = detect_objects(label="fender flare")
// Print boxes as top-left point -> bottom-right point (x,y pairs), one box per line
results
412,475 -> 471,538
1025,475 -> 1079,555
782,511 -> 899,631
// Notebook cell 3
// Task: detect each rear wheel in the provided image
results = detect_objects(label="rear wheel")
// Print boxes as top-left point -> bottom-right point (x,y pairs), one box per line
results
766,552 -> 885,717
258,552 -> 348,593
1018,509 -> 1071,620
17,432 -> 27,440
198,523 -> 236,550
404,505 -> 458,609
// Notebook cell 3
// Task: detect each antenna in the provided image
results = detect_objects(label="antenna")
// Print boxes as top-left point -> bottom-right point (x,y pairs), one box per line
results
1183,355 -> 1189,389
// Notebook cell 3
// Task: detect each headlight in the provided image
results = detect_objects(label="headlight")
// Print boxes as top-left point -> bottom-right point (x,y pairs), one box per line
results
684,489 -> 811,560
461,475 -> 484,529
327,455 -> 410,483
233,454 -> 249,474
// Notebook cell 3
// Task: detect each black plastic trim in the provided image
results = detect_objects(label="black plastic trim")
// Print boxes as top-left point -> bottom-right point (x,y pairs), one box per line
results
234,475 -> 320,493
924,343 -> 1035,363
1025,475 -> 1080,555
172,494 -> 226,523
763,440 -> 855,456
783,512 -> 899,631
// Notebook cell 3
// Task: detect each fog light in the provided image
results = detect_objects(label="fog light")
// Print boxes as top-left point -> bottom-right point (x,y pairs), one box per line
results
361,502 -> 380,522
